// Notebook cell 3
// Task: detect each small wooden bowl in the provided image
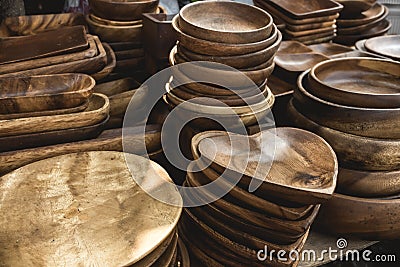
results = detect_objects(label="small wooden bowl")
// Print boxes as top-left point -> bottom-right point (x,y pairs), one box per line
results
89,13 -> 142,26
85,15 -> 142,43
0,73 -> 94,114
287,99 -> 400,171
172,15 -> 279,56
295,70 -> 400,139
178,1 -> 273,44
316,193 -> 400,240
308,57 -> 400,108
88,0 -> 159,21
337,168 -> 400,198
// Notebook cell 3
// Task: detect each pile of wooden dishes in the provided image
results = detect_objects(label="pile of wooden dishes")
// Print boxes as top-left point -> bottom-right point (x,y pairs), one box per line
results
0,25 -> 115,81
335,2 -> 391,45
180,128 -> 338,266
0,74 -> 110,152
254,0 -> 343,44
356,34 -> 400,61
166,1 -> 280,131
287,57 -> 400,239
0,151 -> 185,266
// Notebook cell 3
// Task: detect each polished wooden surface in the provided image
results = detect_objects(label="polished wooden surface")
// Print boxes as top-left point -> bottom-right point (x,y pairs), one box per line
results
308,42 -> 353,56
89,13 -> 142,27
337,3 -> 385,27
91,42 -> 116,81
94,77 -> 139,96
278,41 -> 314,54
334,20 -> 391,45
336,0 -> 376,15
365,35 -> 400,60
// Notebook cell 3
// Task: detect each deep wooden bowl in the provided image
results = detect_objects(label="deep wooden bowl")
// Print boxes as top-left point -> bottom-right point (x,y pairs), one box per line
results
308,57 -> 400,108
88,0 -> 159,21
336,0 -> 376,16
365,35 -> 400,61
89,13 -> 142,26
194,128 -> 338,205
337,168 -> 400,197
178,1 -> 273,44
287,99 -> 400,171
172,15 -> 279,56
0,74 -> 95,114
295,70 -> 400,139
85,15 -> 142,43
316,193 -> 400,240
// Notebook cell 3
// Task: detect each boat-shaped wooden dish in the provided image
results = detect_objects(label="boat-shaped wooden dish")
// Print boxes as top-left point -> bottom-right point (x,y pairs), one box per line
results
308,57 -> 400,108
0,73 -> 95,113
0,93 -> 109,137
275,52 -> 329,73
0,26 -> 88,65
268,0 -> 343,19
365,35 -> 400,61
178,1 -> 273,44
336,3 -> 385,27
94,77 -> 139,96
308,42 -> 354,56
91,43 -> 116,81
0,151 -> 182,266
195,128 -> 338,204
277,40 -> 313,54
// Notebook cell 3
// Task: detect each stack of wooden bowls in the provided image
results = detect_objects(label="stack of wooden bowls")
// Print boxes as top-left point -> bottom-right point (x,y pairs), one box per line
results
335,1 -> 391,45
165,1 -> 280,131
287,57 -> 400,239
0,24 -> 115,81
180,128 -> 338,266
0,74 -> 110,152
0,151 -> 187,266
254,0 -> 343,45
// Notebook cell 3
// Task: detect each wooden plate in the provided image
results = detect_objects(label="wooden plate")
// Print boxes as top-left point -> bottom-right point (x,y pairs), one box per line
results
295,69 -> 400,138
91,42 -> 116,81
94,77 -> 139,96
364,35 -> 400,61
334,20 -> 391,45
336,3 -> 385,27
267,0 -> 343,19
287,99 -> 400,171
0,73 -> 95,113
308,42 -> 354,56
0,151 -> 182,265
277,40 -> 313,54
275,52 -> 329,73
195,128 -> 337,204
178,1 -> 273,44
89,13 -> 142,27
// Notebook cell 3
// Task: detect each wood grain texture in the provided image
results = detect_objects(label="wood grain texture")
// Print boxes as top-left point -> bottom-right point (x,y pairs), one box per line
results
286,20 -> 336,32
89,13 -> 142,27
308,42 -> 353,56
267,0 -> 343,19
364,35 -> 400,61
0,151 -> 181,266
0,73 -> 95,113
336,3 -> 385,27
94,77 -> 139,96
277,40 -> 313,54
91,42 -> 116,81
336,0 -> 376,15
285,25 -> 336,38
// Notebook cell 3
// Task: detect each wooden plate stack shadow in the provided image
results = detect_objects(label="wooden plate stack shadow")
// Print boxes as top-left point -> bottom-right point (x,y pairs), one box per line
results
335,2 -> 391,45
0,151 -> 186,266
0,74 -> 111,152
286,57 -> 400,239
254,0 -> 343,45
165,1 -> 281,131
180,128 -> 338,266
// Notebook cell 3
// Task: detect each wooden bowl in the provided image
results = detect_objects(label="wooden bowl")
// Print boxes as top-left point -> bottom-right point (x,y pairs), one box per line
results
88,0 -> 159,21
194,128 -> 338,205
266,0 -> 343,19
295,70 -> 400,139
336,0 -> 376,16
274,52 -> 329,73
337,168 -> 400,197
285,20 -> 336,32
308,57 -> 400,108
336,3 -> 385,27
316,193 -> 400,240
178,1 -> 273,44
287,99 -> 400,171
91,42 -> 117,81
94,77 -> 139,96
365,35 -> 400,61
0,74 -> 94,114
89,13 -> 142,26
277,40 -> 314,54
308,42 -> 354,56
85,15 -> 142,43
172,15 -> 279,56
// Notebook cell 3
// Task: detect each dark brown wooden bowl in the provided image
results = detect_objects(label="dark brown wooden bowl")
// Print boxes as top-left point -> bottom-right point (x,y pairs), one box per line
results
315,193 -> 400,240
336,0 -> 376,16
172,15 -> 279,56
267,0 -> 343,19
277,40 -> 314,54
0,73 -> 95,114
88,0 -> 159,21
178,1 -> 273,44
287,99 -> 400,171
94,77 -> 139,96
336,3 -> 385,27
295,70 -> 400,139
365,35 -> 400,61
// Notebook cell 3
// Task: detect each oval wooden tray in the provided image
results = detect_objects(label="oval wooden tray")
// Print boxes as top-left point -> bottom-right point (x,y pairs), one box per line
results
90,42 -> 116,81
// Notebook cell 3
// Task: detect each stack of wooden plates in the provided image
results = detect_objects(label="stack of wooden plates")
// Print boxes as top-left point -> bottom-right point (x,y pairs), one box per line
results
254,0 -> 343,45
287,57 -> 400,239
0,151 -> 185,266
180,128 -> 338,266
335,2 -> 391,45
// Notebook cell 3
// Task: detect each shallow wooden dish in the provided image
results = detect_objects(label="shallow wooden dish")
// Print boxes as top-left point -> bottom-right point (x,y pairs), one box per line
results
176,238 -> 190,267
195,128 -> 338,204
4,13 -> 86,35
308,42 -> 354,56
334,20 -> 391,45
88,0 -> 159,21
0,93 -> 109,137
336,3 -> 385,27
0,151 -> 182,265
330,49 -> 386,59
287,30 -> 336,43
91,43 -> 116,81
365,35 -> 400,61
275,52 -> 329,73
337,168 -> 400,197
86,15 -> 143,43
295,70 -> 400,139
302,34 -> 336,45
336,0 -> 376,16
0,36 -> 107,78
172,15 -> 278,56
315,193 -> 400,240
286,20 -> 336,32
268,0 -> 343,19
277,40 -> 313,54
0,26 -> 88,65
0,73 -> 95,113
89,13 -> 142,26
284,25 -> 336,38
308,57 -> 400,108
287,99 -> 400,171
94,77 -> 139,96
178,1 -> 273,44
